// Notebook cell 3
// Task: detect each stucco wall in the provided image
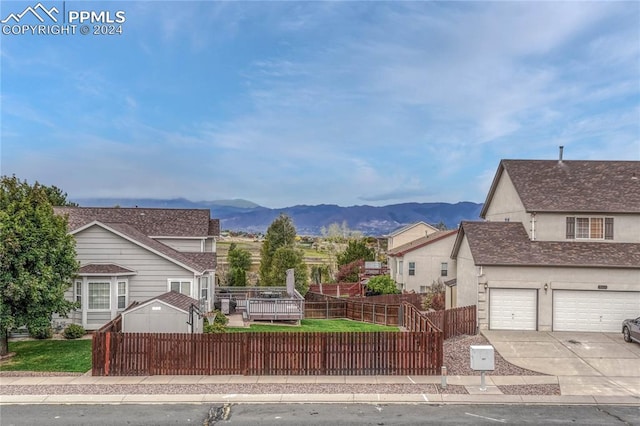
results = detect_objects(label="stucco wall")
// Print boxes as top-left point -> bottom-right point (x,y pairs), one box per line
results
480,265 -> 640,331
483,171 -> 528,226
388,223 -> 437,250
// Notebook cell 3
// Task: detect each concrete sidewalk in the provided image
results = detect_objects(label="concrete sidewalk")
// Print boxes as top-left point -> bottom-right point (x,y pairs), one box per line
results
1,373 -> 639,406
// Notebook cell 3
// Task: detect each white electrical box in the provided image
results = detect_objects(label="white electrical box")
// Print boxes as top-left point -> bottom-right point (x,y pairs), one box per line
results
470,345 -> 495,371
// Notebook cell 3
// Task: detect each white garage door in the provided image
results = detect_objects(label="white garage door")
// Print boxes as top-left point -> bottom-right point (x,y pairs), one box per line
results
489,289 -> 537,330
553,290 -> 640,332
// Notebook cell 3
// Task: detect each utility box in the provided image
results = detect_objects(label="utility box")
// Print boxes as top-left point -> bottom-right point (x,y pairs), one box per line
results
221,298 -> 230,315
470,345 -> 495,371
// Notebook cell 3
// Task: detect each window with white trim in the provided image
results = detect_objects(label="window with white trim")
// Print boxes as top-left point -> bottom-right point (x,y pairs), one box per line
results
408,262 -> 415,276
198,276 -> 209,300
88,282 -> 110,310
567,217 -> 611,240
398,260 -> 403,276
169,279 -> 192,296
441,262 -> 448,277
117,280 -> 127,309
75,281 -> 82,308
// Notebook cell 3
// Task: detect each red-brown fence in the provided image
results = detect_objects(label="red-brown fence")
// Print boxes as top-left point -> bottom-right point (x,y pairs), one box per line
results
304,293 -> 400,326
364,293 -> 424,308
424,305 -> 477,339
402,302 -> 441,333
92,331 -> 442,376
308,283 -> 364,298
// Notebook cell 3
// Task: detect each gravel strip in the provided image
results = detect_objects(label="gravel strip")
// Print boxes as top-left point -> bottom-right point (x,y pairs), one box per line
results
443,334 -> 547,376
498,384 -> 561,395
2,333 -> 558,396
1,383 -> 467,395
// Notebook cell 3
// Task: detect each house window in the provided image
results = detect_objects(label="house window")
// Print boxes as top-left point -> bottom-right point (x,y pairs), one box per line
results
568,217 -> 610,240
198,276 -> 209,300
169,279 -> 192,296
441,262 -> 448,277
88,282 -> 110,310
408,262 -> 415,276
419,285 -> 428,293
398,261 -> 403,276
75,281 -> 82,308
117,281 -> 127,309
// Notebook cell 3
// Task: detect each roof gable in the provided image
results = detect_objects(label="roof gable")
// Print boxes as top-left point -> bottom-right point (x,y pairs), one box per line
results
74,221 -> 216,273
481,160 -> 640,216
387,221 -> 438,237
125,291 -> 198,314
388,230 -> 457,257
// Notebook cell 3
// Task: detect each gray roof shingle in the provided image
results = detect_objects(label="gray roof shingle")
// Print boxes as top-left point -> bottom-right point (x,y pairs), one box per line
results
78,264 -> 136,275
481,160 -> 640,216
126,291 -> 199,313
54,207 -> 220,237
456,221 -> 640,269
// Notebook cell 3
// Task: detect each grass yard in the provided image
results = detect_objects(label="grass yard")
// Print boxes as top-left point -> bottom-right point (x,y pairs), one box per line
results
227,319 -> 398,333
0,339 -> 92,373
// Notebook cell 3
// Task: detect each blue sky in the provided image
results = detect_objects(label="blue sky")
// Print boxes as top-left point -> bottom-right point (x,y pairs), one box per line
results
1,1 -> 639,208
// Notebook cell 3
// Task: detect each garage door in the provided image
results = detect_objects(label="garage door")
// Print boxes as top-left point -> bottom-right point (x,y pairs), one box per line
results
489,289 -> 537,330
553,290 -> 640,332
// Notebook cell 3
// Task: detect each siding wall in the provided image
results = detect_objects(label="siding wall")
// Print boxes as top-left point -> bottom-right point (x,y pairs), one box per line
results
154,238 -> 203,252
454,237 -> 482,310
71,225 -> 196,329
392,234 -> 457,293
483,171 -> 528,225
533,213 -> 640,243
388,223 -> 438,250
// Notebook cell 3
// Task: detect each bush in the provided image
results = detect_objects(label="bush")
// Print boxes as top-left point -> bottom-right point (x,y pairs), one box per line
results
28,317 -> 53,339
204,310 -> 228,333
63,323 -> 86,339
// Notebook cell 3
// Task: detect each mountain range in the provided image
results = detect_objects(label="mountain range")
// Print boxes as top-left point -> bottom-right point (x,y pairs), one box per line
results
73,198 -> 483,236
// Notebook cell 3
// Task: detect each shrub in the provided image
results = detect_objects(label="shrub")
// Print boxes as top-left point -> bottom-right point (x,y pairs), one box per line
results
204,310 -> 228,333
28,317 -> 53,339
63,323 -> 86,339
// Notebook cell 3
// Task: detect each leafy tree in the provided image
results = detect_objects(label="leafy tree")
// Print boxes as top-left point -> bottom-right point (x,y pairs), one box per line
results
320,221 -> 362,242
335,259 -> 364,283
41,185 -> 78,206
337,239 -> 375,267
269,246 -> 309,294
228,243 -> 252,271
310,264 -> 332,284
366,275 -> 399,295
0,176 -> 79,355
423,280 -> 446,311
258,214 -> 297,285
227,243 -> 251,286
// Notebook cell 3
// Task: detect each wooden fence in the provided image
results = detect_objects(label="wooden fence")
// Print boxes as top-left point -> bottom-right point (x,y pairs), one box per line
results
424,305 -> 477,339
402,302 -> 441,333
364,293 -> 424,308
304,293 -> 400,326
92,331 -> 442,376
308,283 -> 364,298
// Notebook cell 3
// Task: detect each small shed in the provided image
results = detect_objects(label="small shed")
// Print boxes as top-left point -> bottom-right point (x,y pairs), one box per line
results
121,291 -> 202,333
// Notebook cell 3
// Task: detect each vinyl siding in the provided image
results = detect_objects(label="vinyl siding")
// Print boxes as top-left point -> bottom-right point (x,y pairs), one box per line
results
154,237 -> 204,252
73,225 -> 196,301
534,213 -> 640,243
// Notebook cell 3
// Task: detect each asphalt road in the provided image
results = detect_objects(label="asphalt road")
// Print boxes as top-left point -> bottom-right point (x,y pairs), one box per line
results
0,404 -> 638,425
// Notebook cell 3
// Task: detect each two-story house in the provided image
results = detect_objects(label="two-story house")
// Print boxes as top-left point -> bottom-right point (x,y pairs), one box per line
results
387,221 -> 440,290
451,158 -> 640,332
54,207 -> 218,330
387,230 -> 457,294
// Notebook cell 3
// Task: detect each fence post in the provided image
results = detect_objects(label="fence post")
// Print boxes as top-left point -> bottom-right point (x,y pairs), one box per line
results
104,332 -> 111,376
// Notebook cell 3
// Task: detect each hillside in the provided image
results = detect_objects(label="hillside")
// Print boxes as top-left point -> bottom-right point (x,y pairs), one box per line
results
73,198 -> 483,235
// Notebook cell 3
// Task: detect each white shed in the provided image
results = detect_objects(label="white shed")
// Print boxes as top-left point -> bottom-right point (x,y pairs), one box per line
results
121,291 -> 202,333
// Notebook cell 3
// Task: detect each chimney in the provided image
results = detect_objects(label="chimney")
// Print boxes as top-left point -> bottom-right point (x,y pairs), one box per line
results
558,146 -> 564,163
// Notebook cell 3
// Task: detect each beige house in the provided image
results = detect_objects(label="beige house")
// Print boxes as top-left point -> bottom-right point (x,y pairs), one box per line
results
452,158 -> 640,332
386,221 -> 439,251
387,230 -> 457,295
54,207 -> 218,330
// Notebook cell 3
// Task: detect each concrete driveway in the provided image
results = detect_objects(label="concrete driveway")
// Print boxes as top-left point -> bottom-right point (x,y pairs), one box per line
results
482,330 -> 640,398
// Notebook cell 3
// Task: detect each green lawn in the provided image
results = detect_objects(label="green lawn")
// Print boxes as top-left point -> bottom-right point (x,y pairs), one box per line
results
227,319 -> 398,333
0,320 -> 396,372
0,339 -> 92,373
